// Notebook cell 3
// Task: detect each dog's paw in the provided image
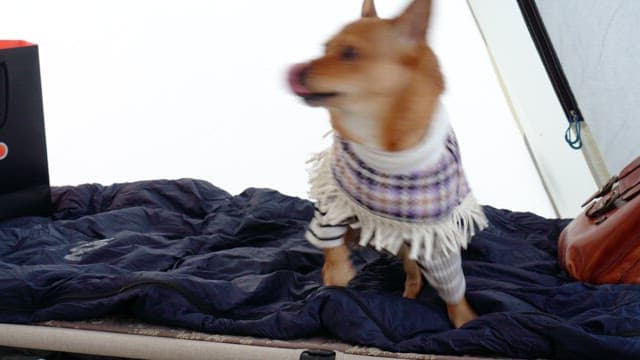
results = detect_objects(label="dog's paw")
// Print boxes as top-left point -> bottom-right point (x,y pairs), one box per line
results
447,297 -> 478,328
322,262 -> 356,287
402,277 -> 422,299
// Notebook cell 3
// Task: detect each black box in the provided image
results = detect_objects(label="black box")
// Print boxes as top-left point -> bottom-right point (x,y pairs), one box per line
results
0,40 -> 51,220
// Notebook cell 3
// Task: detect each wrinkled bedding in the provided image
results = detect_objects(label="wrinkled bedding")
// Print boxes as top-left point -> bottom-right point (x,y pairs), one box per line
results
0,179 -> 638,359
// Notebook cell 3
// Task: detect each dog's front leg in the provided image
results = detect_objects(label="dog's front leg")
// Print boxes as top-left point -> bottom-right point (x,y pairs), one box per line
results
322,244 -> 356,287
399,244 -> 423,299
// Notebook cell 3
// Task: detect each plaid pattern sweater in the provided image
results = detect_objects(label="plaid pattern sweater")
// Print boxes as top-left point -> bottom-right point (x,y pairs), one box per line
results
305,104 -> 487,262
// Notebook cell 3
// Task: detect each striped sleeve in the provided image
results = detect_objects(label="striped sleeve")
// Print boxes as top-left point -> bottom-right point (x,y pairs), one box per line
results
305,208 -> 351,248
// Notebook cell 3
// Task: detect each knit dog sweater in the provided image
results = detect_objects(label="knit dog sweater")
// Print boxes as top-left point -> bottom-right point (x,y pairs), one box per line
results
305,104 -> 488,262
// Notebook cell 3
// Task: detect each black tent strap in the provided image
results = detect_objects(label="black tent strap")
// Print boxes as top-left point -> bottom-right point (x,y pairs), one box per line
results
517,0 -> 584,150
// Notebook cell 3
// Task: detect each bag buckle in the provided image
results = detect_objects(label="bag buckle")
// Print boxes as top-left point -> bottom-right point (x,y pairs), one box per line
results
582,175 -> 619,207
586,190 -> 619,219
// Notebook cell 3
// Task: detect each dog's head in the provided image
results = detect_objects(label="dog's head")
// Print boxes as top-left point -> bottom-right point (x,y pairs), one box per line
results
288,0 -> 443,150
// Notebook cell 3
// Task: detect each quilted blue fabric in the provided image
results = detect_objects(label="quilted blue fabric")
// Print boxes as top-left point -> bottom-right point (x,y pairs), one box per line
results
0,179 -> 638,359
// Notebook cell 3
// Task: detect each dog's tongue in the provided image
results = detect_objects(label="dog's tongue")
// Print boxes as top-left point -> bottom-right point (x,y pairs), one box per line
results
287,62 -> 312,96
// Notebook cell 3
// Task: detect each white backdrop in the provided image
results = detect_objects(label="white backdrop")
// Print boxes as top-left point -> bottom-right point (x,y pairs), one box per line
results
2,0 -> 555,217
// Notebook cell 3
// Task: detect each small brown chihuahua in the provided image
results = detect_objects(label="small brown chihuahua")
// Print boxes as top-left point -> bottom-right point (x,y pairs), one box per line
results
288,0 -> 487,328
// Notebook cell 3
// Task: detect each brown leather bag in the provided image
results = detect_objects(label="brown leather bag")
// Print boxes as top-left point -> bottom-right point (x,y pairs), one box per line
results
558,156 -> 640,284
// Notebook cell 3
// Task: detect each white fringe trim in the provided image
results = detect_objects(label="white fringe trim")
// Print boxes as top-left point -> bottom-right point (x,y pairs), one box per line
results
308,148 -> 488,262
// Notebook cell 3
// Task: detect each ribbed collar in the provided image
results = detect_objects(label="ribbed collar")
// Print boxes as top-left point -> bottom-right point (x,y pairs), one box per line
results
343,103 -> 451,175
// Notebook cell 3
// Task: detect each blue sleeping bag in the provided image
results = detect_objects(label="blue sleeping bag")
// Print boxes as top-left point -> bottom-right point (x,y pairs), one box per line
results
0,179 -> 638,359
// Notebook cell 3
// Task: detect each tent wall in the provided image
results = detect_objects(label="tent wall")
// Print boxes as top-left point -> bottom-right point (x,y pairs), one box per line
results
535,0 -> 640,176
467,0 -> 597,218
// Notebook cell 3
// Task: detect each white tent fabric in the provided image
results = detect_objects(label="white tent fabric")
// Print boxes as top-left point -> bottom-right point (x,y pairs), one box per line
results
536,0 -> 640,175
467,0 -> 597,217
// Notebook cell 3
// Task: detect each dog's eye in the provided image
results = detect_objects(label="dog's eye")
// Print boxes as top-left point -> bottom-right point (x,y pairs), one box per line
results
340,46 -> 358,61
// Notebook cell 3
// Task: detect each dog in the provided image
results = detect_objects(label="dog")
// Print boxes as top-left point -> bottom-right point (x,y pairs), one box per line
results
287,0 -> 487,328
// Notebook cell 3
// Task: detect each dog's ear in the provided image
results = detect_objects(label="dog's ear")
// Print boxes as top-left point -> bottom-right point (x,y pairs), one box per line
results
393,0 -> 432,43
361,0 -> 378,18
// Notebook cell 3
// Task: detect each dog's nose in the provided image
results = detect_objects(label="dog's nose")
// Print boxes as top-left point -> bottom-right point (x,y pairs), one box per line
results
298,65 -> 310,84
288,62 -> 313,96
290,62 -> 311,85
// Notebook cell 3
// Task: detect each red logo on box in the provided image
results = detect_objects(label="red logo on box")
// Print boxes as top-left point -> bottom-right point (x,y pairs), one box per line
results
0,142 -> 7,160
